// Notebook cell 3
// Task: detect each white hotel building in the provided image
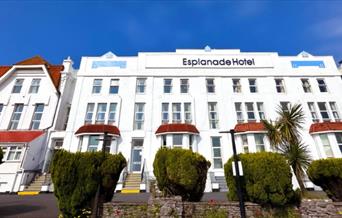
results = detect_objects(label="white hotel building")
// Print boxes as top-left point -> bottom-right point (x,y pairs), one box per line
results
62,48 -> 342,193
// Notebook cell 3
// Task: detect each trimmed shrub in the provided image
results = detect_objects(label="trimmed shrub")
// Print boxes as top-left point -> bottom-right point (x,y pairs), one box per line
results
307,158 -> 342,201
224,152 -> 299,207
153,147 -> 211,201
50,150 -> 126,217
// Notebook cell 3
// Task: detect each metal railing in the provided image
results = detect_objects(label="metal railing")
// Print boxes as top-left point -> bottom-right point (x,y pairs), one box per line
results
141,158 -> 146,182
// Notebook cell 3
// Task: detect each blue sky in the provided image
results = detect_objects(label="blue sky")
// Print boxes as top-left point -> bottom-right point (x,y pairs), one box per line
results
1,1 -> 341,67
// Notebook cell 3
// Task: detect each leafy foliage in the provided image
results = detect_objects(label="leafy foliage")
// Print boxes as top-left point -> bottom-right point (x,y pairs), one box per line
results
262,103 -> 311,191
50,150 -> 126,217
153,147 -> 211,201
224,152 -> 301,207
307,158 -> 342,201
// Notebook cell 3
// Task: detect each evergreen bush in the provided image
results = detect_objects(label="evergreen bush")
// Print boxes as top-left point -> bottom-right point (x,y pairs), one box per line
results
307,158 -> 342,201
50,150 -> 126,217
224,152 -> 300,207
153,147 -> 211,201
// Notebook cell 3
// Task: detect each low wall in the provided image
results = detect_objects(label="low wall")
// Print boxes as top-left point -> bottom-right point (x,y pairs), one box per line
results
102,197 -> 342,218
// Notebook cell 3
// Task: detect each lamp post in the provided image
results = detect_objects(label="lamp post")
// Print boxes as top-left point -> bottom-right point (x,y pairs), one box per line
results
91,132 -> 112,218
219,129 -> 246,218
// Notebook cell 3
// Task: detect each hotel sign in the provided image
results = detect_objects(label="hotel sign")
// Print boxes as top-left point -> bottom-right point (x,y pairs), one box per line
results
145,55 -> 273,69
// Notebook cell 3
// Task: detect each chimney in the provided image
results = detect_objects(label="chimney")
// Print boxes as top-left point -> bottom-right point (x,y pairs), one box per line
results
63,56 -> 74,73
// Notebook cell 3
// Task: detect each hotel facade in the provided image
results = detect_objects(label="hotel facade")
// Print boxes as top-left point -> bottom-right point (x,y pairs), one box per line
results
1,48 -> 342,193
63,48 -> 342,193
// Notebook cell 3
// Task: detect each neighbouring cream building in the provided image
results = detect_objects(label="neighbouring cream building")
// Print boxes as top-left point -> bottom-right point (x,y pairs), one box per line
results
0,56 -> 76,193
61,48 -> 342,193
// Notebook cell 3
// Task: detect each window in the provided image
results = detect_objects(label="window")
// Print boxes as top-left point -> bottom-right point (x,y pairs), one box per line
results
307,102 -> 319,122
320,134 -> 333,157
329,102 -> 340,122
280,101 -> 290,112
12,79 -> 24,93
134,103 -> 145,130
8,104 -> 23,130
254,134 -> 265,152
180,79 -> 189,93
208,102 -> 219,129
317,79 -> 327,92
318,102 -> 330,121
88,135 -> 99,152
172,103 -> 181,123
162,135 -> 167,147
189,135 -> 193,150
85,103 -> 95,124
92,79 -> 102,94
108,103 -> 117,125
63,106 -> 71,130
6,146 -> 22,161
109,79 -> 119,94
30,104 -> 44,130
161,103 -> 169,124
211,137 -> 223,168
301,79 -> 312,93
95,103 -> 107,124
248,79 -> 257,93
232,79 -> 241,93
0,104 -> 3,117
206,78 -> 215,93
164,79 -> 172,93
184,103 -> 192,123
257,102 -> 265,120
173,134 -> 183,147
241,134 -> 249,153
245,102 -> 256,121
275,79 -> 285,93
335,133 -> 342,153
28,79 -> 41,93
235,102 -> 244,123
136,78 -> 146,94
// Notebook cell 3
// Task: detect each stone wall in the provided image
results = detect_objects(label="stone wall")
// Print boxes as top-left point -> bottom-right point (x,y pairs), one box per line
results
102,197 -> 342,218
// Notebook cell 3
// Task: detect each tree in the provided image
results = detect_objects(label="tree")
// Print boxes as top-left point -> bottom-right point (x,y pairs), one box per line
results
262,103 -> 311,192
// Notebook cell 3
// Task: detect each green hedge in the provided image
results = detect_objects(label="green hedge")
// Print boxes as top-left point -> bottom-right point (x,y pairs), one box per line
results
224,152 -> 300,207
153,147 -> 211,201
50,150 -> 126,217
307,158 -> 342,201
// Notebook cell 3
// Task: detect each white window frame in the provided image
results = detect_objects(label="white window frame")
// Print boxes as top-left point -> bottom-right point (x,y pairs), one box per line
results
0,104 -> 3,118
134,103 -> 145,130
235,102 -> 244,123
109,79 -> 119,94
206,78 -> 215,93
232,79 -> 241,93
307,102 -> 319,123
335,133 -> 342,153
30,104 -> 44,130
180,79 -> 189,94
29,78 -> 41,94
248,78 -> 257,93
85,103 -> 95,124
208,102 -> 219,129
245,102 -> 256,121
254,134 -> 266,152
184,103 -> 192,123
5,146 -> 23,161
136,78 -> 146,94
317,79 -> 328,92
8,104 -> 24,130
12,79 -> 24,94
172,103 -> 181,123
320,134 -> 333,157
329,102 -> 340,122
257,102 -> 265,120
318,102 -> 330,121
92,79 -> 102,94
241,134 -> 249,153
108,103 -> 117,125
211,137 -> 223,169
301,78 -> 312,93
275,78 -> 285,93
172,134 -> 183,147
280,101 -> 290,112
161,103 -> 169,124
88,135 -> 99,152
164,79 -> 172,93
95,103 -> 107,124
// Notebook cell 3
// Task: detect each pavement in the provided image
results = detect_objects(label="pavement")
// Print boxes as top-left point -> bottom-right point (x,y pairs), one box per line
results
0,192 -> 228,217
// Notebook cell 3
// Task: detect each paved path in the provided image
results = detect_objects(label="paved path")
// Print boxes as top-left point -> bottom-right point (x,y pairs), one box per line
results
0,194 -> 58,218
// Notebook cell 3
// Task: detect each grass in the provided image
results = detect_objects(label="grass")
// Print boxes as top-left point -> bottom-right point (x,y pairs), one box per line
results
302,191 -> 328,200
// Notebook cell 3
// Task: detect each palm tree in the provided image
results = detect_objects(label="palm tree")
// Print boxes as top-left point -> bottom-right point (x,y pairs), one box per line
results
262,103 -> 311,192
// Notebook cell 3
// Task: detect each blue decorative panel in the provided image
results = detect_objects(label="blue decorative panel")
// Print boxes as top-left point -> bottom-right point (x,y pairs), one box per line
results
291,61 -> 325,68
92,61 -> 127,69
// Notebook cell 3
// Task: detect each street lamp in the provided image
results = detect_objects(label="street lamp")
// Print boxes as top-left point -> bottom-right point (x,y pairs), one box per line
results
219,129 -> 246,218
